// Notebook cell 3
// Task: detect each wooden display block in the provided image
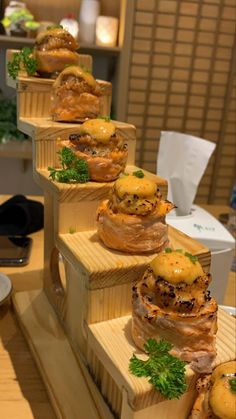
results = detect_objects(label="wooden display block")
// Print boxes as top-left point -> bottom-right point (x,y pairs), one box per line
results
45,227 -> 210,359
86,309 -> 236,418
6,49 -> 93,89
13,288 -> 113,419
6,51 -> 112,120
35,165 -> 167,234
15,77 -> 111,120
17,117 -> 137,171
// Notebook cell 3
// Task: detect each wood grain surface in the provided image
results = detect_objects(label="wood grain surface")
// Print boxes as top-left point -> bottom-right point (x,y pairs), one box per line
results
0,196 -> 234,419
87,308 -> 236,415
57,225 -> 210,290
0,304 -> 56,419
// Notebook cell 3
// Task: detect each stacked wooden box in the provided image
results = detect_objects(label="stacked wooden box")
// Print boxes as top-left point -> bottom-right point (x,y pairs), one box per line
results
7,50 -> 236,419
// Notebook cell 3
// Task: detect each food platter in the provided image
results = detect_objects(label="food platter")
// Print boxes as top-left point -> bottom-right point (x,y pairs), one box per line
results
5,26 -> 236,419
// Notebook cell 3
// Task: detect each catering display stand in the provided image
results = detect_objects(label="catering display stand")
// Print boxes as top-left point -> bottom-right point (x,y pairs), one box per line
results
6,52 -> 236,419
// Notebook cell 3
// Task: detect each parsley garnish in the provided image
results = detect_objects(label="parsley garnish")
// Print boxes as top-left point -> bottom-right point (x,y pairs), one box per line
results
48,147 -> 89,183
133,170 -> 144,178
47,24 -> 63,30
129,339 -> 187,399
8,48 -> 37,80
97,115 -> 111,122
164,248 -> 198,264
229,378 -> 236,393
80,64 -> 91,74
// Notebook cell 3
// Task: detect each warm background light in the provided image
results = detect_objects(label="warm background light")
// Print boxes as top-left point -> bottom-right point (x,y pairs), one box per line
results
95,16 -> 119,47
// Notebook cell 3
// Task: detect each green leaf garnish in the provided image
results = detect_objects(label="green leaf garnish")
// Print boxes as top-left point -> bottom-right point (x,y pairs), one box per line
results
79,64 -> 91,74
48,147 -> 89,183
184,252 -> 198,263
97,115 -> 111,122
47,24 -> 63,30
133,170 -> 144,178
164,248 -> 198,264
129,339 -> 187,399
69,227 -> 76,234
8,47 -> 37,79
229,378 -> 236,393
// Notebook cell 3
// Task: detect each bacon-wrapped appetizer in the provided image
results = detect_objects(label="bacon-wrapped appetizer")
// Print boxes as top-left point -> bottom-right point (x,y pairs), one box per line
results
34,27 -> 80,76
51,66 -> 101,121
96,174 -> 175,253
132,249 -> 218,373
58,118 -> 128,181
190,361 -> 236,418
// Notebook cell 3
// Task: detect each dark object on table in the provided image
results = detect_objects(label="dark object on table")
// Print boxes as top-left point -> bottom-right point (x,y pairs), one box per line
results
0,195 -> 44,236
0,236 -> 32,267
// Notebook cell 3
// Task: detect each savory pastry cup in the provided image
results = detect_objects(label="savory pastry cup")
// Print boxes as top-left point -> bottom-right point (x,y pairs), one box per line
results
132,250 -> 218,373
51,66 -> 101,121
190,361 -> 236,419
58,118 -> 128,181
34,27 -> 80,76
96,174 -> 175,252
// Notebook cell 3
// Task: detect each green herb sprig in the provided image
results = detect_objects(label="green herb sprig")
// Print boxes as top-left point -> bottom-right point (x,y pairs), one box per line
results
8,48 -> 37,80
47,24 -> 63,30
48,147 -> 89,183
133,170 -> 144,178
164,248 -> 198,264
97,115 -> 111,122
129,339 -> 187,399
229,378 -> 236,393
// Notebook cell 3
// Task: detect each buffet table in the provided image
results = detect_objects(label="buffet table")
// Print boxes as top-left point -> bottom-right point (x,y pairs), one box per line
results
0,195 -> 235,419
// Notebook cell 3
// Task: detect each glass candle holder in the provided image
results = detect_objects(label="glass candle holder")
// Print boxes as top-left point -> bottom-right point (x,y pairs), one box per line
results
79,0 -> 100,44
95,16 -> 119,47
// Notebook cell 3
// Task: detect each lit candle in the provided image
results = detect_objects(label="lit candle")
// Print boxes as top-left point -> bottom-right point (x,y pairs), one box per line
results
95,16 -> 119,47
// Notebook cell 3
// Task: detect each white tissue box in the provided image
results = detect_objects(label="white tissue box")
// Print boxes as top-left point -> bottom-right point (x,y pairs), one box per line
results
167,205 -> 235,304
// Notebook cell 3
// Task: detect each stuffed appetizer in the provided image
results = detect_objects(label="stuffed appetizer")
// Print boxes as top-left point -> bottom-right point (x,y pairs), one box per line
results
132,249 -> 218,373
96,173 -> 175,252
34,26 -> 80,76
58,118 -> 128,181
51,66 -> 101,121
190,361 -> 236,418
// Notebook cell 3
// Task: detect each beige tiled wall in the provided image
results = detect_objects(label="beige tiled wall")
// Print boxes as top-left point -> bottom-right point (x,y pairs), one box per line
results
124,0 -> 236,204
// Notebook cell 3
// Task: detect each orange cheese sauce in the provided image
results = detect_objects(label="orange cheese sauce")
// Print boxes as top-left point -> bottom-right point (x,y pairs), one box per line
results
150,251 -> 204,284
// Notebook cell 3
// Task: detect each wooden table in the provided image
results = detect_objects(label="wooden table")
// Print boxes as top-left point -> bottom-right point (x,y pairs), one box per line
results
0,195 -> 56,419
0,197 -> 235,419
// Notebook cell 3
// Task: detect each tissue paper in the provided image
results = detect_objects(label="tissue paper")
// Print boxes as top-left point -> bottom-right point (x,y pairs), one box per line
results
157,132 -> 216,216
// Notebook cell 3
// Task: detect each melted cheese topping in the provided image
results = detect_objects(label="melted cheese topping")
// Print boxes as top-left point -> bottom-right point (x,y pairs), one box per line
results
80,119 -> 115,143
53,66 -> 96,89
210,361 -> 236,419
114,175 -> 157,198
150,251 -> 204,284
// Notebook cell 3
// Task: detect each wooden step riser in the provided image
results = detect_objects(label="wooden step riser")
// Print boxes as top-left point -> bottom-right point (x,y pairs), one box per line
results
86,311 -> 236,418
17,88 -> 112,120
26,121 -> 137,173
